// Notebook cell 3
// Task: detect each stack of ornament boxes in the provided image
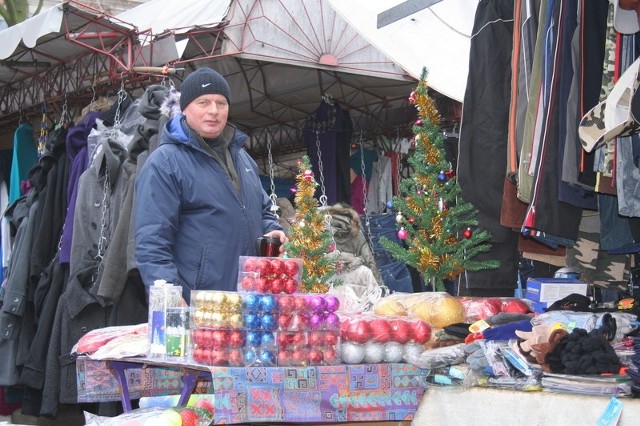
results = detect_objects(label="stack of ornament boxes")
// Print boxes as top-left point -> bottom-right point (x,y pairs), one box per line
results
188,256 -> 341,367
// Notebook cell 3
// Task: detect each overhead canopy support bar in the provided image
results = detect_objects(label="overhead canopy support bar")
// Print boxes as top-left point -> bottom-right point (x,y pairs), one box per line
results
376,0 -> 444,29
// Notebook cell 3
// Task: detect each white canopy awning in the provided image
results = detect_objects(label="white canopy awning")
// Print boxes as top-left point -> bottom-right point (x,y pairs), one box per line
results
116,0 -> 231,37
326,0 -> 478,102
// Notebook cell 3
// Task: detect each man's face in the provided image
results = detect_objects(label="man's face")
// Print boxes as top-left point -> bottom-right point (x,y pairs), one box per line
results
620,0 -> 640,16
183,93 -> 229,138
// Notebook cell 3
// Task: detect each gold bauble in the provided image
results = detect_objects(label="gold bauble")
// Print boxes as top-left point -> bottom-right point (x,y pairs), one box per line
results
209,292 -> 227,309
203,311 -> 214,327
227,313 -> 244,329
194,292 -> 207,309
226,293 -> 242,312
210,312 -> 225,328
193,309 -> 205,327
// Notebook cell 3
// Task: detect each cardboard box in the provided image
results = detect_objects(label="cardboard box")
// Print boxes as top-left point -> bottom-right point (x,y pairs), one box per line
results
525,277 -> 588,304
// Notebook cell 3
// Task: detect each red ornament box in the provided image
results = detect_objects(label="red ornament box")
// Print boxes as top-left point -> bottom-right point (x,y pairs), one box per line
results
237,256 -> 303,294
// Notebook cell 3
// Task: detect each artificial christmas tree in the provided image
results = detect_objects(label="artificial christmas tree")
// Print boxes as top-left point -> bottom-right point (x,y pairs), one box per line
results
380,69 -> 498,290
284,155 -> 338,293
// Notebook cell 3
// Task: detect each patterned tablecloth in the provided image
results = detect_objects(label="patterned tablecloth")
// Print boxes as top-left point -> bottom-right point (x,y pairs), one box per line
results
76,358 -> 428,424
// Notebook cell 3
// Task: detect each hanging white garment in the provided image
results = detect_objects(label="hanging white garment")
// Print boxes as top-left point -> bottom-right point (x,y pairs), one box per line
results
365,154 -> 393,214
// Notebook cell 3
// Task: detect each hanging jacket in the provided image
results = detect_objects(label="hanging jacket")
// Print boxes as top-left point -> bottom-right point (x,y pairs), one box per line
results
97,85 -> 169,303
0,190 -> 39,386
59,112 -> 101,264
135,115 -> 281,302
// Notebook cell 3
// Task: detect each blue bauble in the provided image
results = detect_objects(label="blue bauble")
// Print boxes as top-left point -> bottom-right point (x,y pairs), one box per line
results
244,313 -> 259,330
438,171 -> 447,182
386,200 -> 394,209
259,294 -> 276,312
243,293 -> 260,311
261,331 -> 275,347
259,350 -> 275,365
244,349 -> 257,365
260,313 -> 276,331
246,330 -> 262,347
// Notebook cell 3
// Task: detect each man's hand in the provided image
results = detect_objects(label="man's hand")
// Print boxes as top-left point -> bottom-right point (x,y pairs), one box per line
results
263,230 -> 289,255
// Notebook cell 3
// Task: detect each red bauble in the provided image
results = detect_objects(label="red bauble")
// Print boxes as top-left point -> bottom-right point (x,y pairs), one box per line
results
445,169 -> 455,179
241,275 -> 256,291
256,277 -> 271,293
270,278 -> 284,294
461,297 -> 502,321
308,349 -> 324,364
340,319 -> 350,337
293,295 -> 308,311
210,330 -> 228,348
270,258 -> 285,275
228,349 -> 244,366
501,299 -> 531,314
199,348 -> 211,364
324,347 -> 337,363
202,330 -> 213,347
369,318 -> 392,344
228,330 -> 245,348
411,320 -> 432,344
277,332 -> 293,348
324,331 -> 339,346
291,331 -> 306,346
277,295 -> 295,313
389,319 -> 413,344
347,320 -> 372,344
303,170 -> 314,182
209,348 -> 226,366
284,260 -> 300,277
277,351 -> 291,366
290,349 -> 308,366
256,258 -> 272,275
192,329 -> 204,346
284,278 -> 298,294
409,91 -> 417,104
463,228 -> 473,239
277,314 -> 292,330
243,258 -> 257,272
308,331 -> 324,347
193,348 -> 204,363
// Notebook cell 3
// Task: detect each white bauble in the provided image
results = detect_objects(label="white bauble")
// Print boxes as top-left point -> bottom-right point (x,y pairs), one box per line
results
364,341 -> 385,364
383,342 -> 404,363
341,342 -> 366,364
402,343 -> 424,364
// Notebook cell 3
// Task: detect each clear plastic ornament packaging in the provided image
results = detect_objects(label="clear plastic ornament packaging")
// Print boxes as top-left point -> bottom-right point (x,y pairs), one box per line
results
338,312 -> 432,365
148,280 -> 184,359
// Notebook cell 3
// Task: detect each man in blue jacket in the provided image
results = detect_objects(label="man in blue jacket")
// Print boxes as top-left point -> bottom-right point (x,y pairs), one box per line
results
134,67 -> 287,302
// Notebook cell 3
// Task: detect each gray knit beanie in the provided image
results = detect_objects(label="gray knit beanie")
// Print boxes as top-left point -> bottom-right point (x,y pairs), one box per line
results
179,67 -> 231,110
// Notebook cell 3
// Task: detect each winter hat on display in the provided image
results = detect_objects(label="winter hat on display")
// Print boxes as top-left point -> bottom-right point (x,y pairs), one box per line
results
179,67 -> 231,111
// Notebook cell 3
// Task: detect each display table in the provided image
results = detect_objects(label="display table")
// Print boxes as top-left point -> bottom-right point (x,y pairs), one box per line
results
76,357 -> 427,424
412,386 -> 640,425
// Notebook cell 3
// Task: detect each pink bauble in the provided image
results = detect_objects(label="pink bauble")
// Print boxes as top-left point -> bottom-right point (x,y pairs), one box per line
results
411,320 -> 432,344
308,295 -> 327,313
347,320 -> 372,344
324,312 -> 339,329
389,319 -> 413,344
309,313 -> 324,330
325,295 -> 340,312
369,318 -> 392,344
